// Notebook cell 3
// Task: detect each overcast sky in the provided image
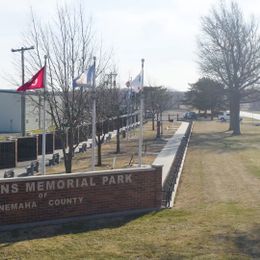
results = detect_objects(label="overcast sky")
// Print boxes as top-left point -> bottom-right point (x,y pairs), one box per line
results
0,0 -> 259,91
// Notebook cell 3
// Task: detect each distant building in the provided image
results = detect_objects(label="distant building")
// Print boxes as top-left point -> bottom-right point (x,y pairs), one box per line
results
0,90 -> 21,133
0,89 -> 52,134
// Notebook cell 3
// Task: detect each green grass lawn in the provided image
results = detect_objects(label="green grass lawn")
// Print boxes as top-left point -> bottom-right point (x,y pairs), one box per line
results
0,119 -> 259,259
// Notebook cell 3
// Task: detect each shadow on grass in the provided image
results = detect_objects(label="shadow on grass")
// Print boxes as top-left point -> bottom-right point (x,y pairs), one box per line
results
190,131 -> 260,153
215,224 -> 260,258
145,137 -> 168,144
0,211 -> 151,246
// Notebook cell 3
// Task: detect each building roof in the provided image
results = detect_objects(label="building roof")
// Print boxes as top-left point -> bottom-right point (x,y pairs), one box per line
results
0,89 -> 39,96
0,89 -> 18,94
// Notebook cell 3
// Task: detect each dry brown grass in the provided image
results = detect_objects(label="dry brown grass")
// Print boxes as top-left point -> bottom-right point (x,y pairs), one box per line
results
47,120 -> 181,174
0,119 -> 260,259
176,119 -> 260,208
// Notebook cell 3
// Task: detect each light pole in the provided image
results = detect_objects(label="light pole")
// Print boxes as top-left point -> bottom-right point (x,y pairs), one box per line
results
11,46 -> 34,136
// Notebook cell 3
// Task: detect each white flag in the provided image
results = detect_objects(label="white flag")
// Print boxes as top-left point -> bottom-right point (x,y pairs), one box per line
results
73,64 -> 95,88
130,72 -> 142,93
73,72 -> 87,88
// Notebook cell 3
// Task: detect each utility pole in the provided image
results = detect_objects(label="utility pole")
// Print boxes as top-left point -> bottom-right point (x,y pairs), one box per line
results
106,72 -> 117,87
11,46 -> 34,136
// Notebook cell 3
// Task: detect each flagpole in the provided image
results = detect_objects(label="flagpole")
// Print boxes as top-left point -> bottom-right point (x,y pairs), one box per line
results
138,58 -> 145,167
129,79 -> 133,139
91,57 -> 96,171
126,81 -> 130,141
41,55 -> 47,175
126,92 -> 128,141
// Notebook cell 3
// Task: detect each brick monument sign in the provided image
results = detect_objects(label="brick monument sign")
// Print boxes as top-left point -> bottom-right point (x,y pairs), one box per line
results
0,166 -> 162,227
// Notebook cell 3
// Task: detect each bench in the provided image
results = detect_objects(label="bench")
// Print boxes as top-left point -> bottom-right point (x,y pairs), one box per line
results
17,161 -> 38,177
79,143 -> 87,153
48,158 -> 54,166
106,133 -> 112,142
25,165 -> 34,176
31,161 -> 39,172
4,169 -> 14,178
53,153 -> 60,164
49,153 -> 60,166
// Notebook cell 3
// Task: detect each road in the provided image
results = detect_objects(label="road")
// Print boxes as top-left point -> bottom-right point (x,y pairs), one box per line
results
240,111 -> 260,120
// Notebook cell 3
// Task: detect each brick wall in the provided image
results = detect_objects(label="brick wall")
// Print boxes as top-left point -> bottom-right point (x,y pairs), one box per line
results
0,166 -> 162,226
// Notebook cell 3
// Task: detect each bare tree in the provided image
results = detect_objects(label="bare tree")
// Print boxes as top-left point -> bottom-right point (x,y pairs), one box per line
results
144,86 -> 172,138
144,86 -> 158,131
95,79 -> 112,166
198,1 -> 260,134
22,4 -> 110,172
105,74 -> 126,154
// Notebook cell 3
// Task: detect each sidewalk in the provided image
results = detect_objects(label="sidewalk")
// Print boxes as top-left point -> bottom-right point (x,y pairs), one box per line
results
153,121 -> 189,187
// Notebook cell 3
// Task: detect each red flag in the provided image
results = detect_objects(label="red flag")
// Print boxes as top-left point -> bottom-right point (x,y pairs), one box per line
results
17,66 -> 45,92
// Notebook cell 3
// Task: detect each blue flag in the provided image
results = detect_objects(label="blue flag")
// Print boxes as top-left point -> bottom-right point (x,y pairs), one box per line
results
73,64 -> 95,88
87,64 -> 95,85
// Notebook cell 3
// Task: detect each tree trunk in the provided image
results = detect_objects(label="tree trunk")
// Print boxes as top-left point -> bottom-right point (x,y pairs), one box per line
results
64,127 -> 73,173
97,134 -> 102,166
204,109 -> 207,118
116,129 -> 120,153
210,108 -> 214,120
64,152 -> 72,173
152,115 -> 155,130
160,112 -> 163,134
116,116 -> 120,153
231,90 -> 241,135
229,98 -> 234,131
156,113 -> 160,138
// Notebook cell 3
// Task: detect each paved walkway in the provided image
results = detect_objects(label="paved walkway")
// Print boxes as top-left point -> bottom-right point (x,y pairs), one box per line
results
153,122 -> 189,186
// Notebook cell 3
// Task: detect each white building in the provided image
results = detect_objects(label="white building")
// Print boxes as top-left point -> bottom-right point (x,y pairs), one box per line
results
0,89 -> 52,134
0,90 -> 21,133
